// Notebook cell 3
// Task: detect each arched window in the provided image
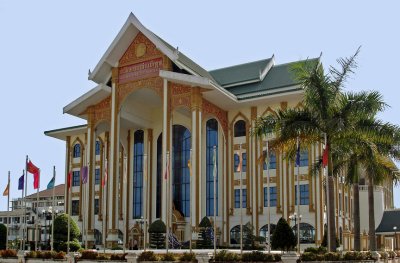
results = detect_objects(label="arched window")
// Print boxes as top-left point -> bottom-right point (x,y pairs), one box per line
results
73,144 -> 81,158
292,223 -> 315,243
172,125 -> 191,217
133,130 -> 144,219
234,120 -> 246,137
95,141 -> 101,155
263,150 -> 276,170
259,224 -> 277,241
206,119 -> 218,216
156,133 -> 162,219
230,225 -> 241,245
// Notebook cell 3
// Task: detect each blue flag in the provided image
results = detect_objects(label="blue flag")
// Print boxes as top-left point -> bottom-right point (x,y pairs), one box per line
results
18,175 -> 24,190
47,176 -> 55,190
295,141 -> 300,167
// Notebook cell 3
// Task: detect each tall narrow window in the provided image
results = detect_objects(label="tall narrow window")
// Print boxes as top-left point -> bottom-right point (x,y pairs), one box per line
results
95,141 -> 101,156
133,130 -> 144,219
172,125 -> 191,217
242,152 -> 247,172
234,189 -> 240,208
264,186 -> 277,207
300,149 -> 308,167
295,184 -> 309,205
206,119 -> 218,216
156,134 -> 162,218
94,199 -> 99,215
263,150 -> 276,170
73,144 -> 81,158
72,171 -> 80,186
71,200 -> 79,216
234,153 -> 240,171
234,120 -> 246,137
95,168 -> 100,185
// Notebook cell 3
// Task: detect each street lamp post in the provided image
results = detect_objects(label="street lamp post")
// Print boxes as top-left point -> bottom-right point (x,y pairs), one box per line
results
394,226 -> 397,251
289,213 -> 302,252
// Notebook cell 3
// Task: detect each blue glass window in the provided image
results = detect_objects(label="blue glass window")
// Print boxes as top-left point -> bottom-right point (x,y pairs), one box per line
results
206,119 -> 218,216
234,120 -> 246,137
263,150 -> 276,170
300,149 -> 308,167
72,171 -> 80,186
234,153 -> 240,172
242,153 -> 247,172
95,141 -> 101,156
264,186 -> 277,207
94,199 -> 99,215
172,125 -> 191,217
133,130 -> 144,219
73,144 -> 81,158
234,189 -> 247,208
156,134 -> 162,219
95,168 -> 100,185
295,184 -> 309,205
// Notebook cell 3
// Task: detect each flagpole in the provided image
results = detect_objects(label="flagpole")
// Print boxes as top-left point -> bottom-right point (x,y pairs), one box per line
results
6,171 -> 10,250
103,159 -> 107,253
165,151 -> 169,252
324,133 -> 331,252
213,146 -> 217,257
24,156 -> 28,251
189,149 -> 192,253
68,171 -> 71,254
51,166 -> 56,251
239,143 -> 243,256
143,154 -> 148,252
266,141 -> 271,253
296,137 -> 301,254
35,169 -> 40,251
20,170 -> 25,250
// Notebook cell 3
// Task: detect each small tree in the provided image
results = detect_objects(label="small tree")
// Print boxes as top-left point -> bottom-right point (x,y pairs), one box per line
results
197,217 -> 212,249
243,222 -> 256,249
0,224 -> 6,249
53,213 -> 81,251
271,217 -> 296,252
148,219 -> 166,249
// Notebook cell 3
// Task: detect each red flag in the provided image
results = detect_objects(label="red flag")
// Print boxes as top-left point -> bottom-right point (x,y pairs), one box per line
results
102,160 -> 108,187
27,160 -> 40,189
322,144 -> 329,167
67,171 -> 72,189
236,152 -> 242,172
164,157 -> 170,180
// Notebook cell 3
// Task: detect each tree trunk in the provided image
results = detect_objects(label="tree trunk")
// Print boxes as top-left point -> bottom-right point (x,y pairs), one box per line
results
368,178 -> 376,251
353,183 -> 361,251
328,175 -> 336,252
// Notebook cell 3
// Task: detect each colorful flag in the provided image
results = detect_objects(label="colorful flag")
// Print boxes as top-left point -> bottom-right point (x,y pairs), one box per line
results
102,160 -> 108,187
27,160 -> 40,189
67,171 -> 72,189
322,143 -> 329,167
236,152 -> 242,172
18,175 -> 24,190
81,166 -> 88,184
164,155 -> 170,180
47,176 -> 55,190
2,182 -> 9,196
295,139 -> 301,167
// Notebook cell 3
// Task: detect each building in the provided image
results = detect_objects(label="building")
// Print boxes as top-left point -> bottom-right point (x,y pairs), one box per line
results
44,13 -> 395,250
0,184 -> 65,248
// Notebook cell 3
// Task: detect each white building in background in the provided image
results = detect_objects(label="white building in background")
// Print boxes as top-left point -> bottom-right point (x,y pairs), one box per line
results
43,13 -> 395,251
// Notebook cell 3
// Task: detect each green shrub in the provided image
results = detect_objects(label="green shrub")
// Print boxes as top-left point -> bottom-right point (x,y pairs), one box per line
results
25,251 -> 37,258
110,253 -> 127,261
273,254 -> 281,262
271,217 -> 296,252
111,245 -> 123,250
300,252 -> 317,261
323,252 -> 341,261
148,220 -> 166,249
58,240 -> 81,252
179,252 -> 197,262
161,253 -> 176,261
138,251 -> 158,262
80,250 -> 98,260
53,214 -> 81,249
303,247 -> 318,254
53,251 -> 66,260
97,254 -> 110,260
213,250 -> 240,262
0,249 -> 18,258
242,251 -> 265,262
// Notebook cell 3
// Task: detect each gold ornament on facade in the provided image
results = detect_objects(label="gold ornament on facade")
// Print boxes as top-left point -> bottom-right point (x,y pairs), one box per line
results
136,43 -> 147,58
118,77 -> 163,107
202,98 -> 228,136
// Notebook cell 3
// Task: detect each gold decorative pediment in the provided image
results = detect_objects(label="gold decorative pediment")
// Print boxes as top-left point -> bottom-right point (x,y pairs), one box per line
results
202,98 -> 228,136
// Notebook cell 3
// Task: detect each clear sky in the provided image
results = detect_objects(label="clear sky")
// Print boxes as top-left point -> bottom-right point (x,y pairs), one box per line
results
0,1 -> 399,212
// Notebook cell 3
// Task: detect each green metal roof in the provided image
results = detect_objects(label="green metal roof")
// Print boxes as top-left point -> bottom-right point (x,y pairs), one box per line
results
218,58 -> 319,99
209,58 -> 272,87
375,209 -> 400,233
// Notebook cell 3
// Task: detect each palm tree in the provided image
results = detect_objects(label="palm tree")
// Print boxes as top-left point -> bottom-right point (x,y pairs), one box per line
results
252,48 -> 398,251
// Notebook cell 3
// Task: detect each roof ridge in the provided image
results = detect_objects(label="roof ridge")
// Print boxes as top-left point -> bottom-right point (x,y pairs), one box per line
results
272,57 -> 319,68
209,58 -> 272,72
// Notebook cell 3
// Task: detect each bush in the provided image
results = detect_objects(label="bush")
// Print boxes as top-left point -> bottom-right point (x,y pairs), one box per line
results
96,254 -> 110,260
138,251 -> 158,262
148,220 -> 166,249
323,252 -> 341,261
58,240 -> 81,252
80,250 -> 98,260
242,251 -> 266,262
53,251 -> 66,260
0,249 -> 18,258
271,217 -> 296,252
53,213 -> 81,249
213,250 -> 240,262
300,252 -> 317,261
273,254 -> 281,262
110,253 -> 127,261
161,253 -> 176,261
111,245 -> 123,250
197,217 -> 213,249
179,252 -> 197,262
